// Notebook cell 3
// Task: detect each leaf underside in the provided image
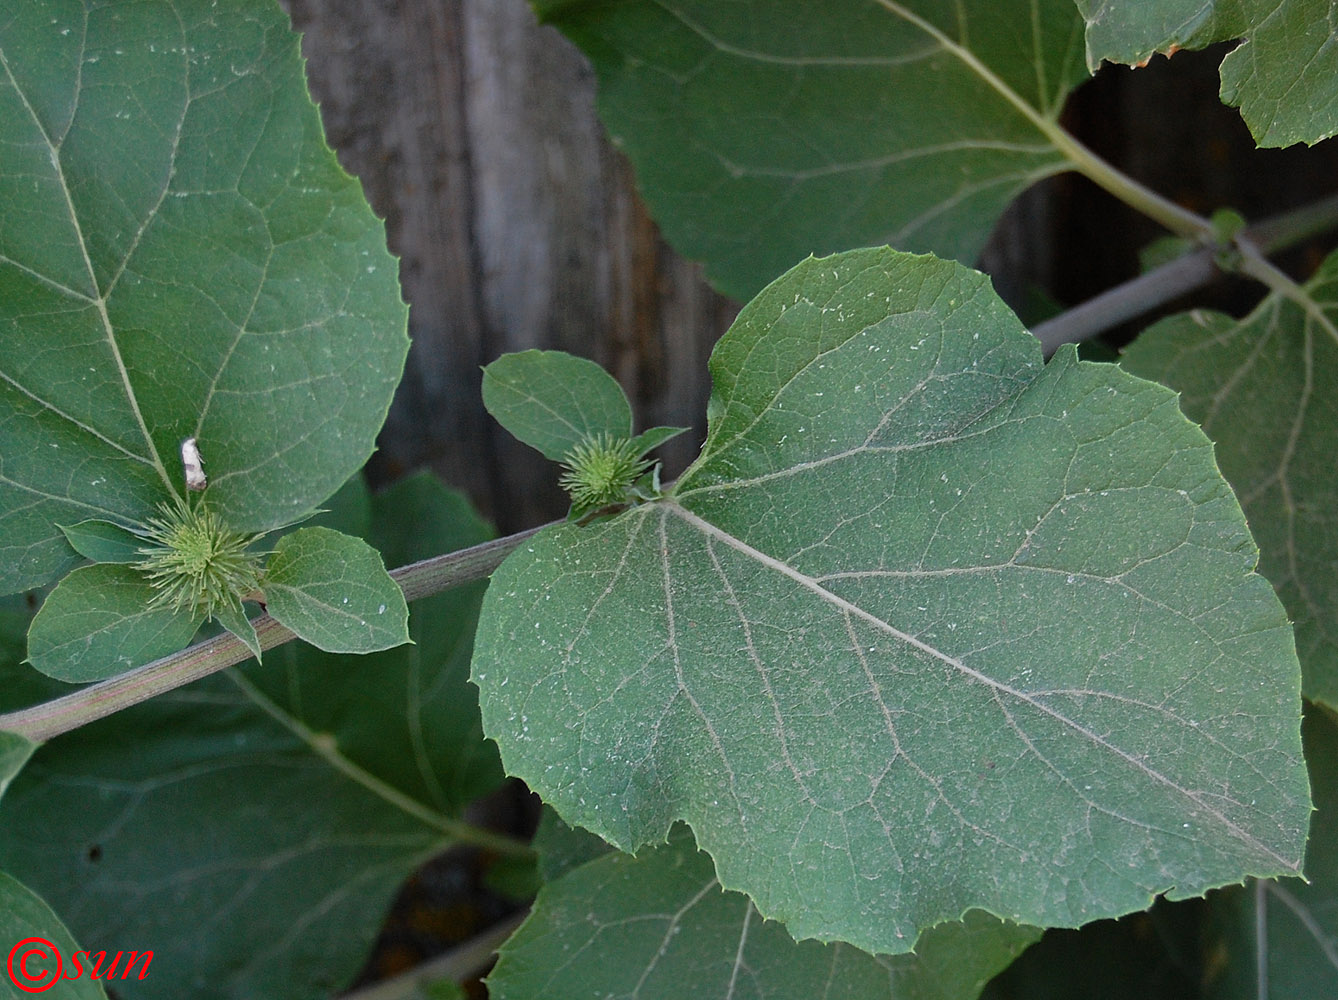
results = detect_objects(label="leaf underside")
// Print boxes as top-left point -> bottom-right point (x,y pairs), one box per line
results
1122,249 -> 1338,708
473,247 -> 1309,955
534,0 -> 1089,299
0,0 -> 409,595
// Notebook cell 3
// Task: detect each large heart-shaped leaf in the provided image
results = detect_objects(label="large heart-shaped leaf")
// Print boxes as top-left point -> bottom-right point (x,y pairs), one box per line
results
1073,0 -> 1338,147
1122,251 -> 1338,707
473,247 -> 1309,955
0,0 -> 409,595
0,475 -> 505,1000
492,826 -> 1040,1000
533,0 -> 1089,299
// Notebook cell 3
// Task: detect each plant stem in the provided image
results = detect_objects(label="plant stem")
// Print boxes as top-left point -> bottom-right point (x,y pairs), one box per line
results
0,525 -> 543,743
1048,130 -> 1215,240
1033,192 -> 1338,350
1033,248 -> 1220,353
871,0 -> 1214,240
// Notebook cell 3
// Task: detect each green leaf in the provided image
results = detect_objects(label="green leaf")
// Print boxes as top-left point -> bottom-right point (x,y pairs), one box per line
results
484,853 -> 544,902
482,349 -> 634,461
214,595 -> 263,660
490,826 -> 1040,1000
0,0 -> 409,596
473,247 -> 1309,955
533,807 -> 614,882
0,474 -> 504,1000
263,526 -> 410,653
1075,0 -> 1338,147
0,730 -> 35,803
0,871 -> 109,999
58,519 -> 144,564
1218,0 -> 1338,146
1074,0 -> 1216,68
25,563 -> 203,682
1121,251 -> 1338,707
629,425 -> 692,458
1202,706 -> 1338,999
533,0 -> 1089,299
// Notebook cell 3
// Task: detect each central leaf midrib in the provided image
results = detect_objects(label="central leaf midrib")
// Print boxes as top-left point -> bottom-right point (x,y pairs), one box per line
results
661,499 -> 1296,870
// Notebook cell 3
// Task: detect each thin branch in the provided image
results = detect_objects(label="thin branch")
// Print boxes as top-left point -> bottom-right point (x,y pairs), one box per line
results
0,526 -> 544,743
1032,192 -> 1338,352
1033,247 -> 1220,354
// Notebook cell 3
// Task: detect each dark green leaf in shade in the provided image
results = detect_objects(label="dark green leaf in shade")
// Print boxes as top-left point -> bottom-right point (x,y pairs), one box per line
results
1202,706 -> 1338,999
25,563 -> 203,683
0,474 -> 505,1000
213,596 -> 263,661
0,0 -> 409,596
58,519 -> 145,565
629,425 -> 692,458
532,0 -> 1089,299
532,807 -> 614,883
0,730 -> 35,803
473,247 -> 1309,955
263,526 -> 410,653
0,871 -> 109,1000
482,349 -> 635,461
1122,250 -> 1338,707
1074,0 -> 1338,147
490,826 -> 1041,1000
483,854 -> 544,903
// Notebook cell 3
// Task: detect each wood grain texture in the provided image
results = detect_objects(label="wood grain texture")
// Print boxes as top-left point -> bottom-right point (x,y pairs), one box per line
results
283,0 -> 736,531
